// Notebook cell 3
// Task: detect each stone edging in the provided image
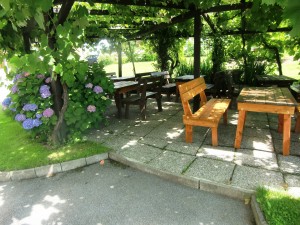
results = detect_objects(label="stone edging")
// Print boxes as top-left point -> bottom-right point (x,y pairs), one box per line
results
0,153 -> 108,182
0,151 -> 268,225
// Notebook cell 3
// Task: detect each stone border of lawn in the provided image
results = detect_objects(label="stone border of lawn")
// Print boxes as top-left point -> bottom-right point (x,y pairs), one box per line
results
109,152 -> 268,225
0,153 -> 108,182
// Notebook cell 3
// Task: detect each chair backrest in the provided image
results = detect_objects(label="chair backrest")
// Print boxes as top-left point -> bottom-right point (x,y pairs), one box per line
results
151,71 -> 170,84
138,75 -> 163,99
106,72 -> 116,77
178,77 -> 207,116
135,71 -> 157,80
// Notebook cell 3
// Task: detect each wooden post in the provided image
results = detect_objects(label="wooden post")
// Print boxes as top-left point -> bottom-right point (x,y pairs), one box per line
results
193,11 -> 202,112
128,41 -> 136,75
117,42 -> 122,77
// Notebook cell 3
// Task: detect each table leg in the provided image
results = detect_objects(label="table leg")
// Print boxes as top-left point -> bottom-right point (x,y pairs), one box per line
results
234,110 -> 246,149
282,114 -> 291,156
114,92 -> 122,118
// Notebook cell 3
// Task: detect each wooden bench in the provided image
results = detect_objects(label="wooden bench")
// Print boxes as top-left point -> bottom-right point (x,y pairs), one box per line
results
178,77 -> 231,146
294,105 -> 300,133
151,71 -> 176,101
121,75 -> 163,120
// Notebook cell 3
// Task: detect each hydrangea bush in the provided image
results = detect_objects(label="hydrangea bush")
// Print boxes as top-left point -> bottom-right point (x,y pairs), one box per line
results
2,63 -> 114,143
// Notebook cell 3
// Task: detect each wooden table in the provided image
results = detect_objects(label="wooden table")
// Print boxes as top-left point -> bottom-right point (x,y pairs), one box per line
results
114,81 -> 138,118
111,76 -> 135,82
255,74 -> 297,87
234,87 -> 298,156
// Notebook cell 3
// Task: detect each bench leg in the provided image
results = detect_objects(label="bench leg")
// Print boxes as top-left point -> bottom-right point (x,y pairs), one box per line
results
140,101 -> 146,120
295,114 -> 300,133
211,127 -> 218,146
185,125 -> 193,143
223,109 -> 228,125
156,96 -> 162,112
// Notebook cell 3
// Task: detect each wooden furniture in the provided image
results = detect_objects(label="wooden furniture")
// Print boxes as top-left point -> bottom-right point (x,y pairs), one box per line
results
114,81 -> 139,118
175,75 -> 214,102
290,84 -> 300,102
151,71 -> 176,101
255,74 -> 297,87
121,76 -> 163,120
234,87 -> 298,156
111,76 -> 135,82
294,105 -> 300,133
135,71 -> 157,80
178,77 -> 231,146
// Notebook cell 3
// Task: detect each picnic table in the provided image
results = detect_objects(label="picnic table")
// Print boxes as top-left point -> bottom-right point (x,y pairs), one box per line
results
111,76 -> 136,82
113,81 -> 139,118
234,87 -> 298,156
254,74 -> 297,87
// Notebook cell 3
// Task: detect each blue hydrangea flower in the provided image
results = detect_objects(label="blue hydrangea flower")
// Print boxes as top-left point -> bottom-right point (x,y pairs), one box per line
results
23,103 -> 38,111
2,97 -> 11,107
13,74 -> 23,83
32,119 -> 42,127
15,114 -> 26,122
39,85 -> 51,98
36,113 -> 42,119
93,86 -> 103,94
11,85 -> 19,94
22,119 -> 35,130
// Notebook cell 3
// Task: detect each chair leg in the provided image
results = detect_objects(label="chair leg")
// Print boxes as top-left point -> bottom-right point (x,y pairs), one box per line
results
185,125 -> 193,143
140,101 -> 146,120
156,96 -> 162,112
211,127 -> 218,146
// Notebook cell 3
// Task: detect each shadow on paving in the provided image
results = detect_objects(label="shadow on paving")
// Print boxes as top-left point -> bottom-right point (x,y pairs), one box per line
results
88,97 -> 300,195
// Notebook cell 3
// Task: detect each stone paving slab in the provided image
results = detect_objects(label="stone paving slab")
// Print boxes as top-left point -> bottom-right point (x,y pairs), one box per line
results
118,144 -> 163,163
234,149 -> 279,171
138,137 -> 169,149
240,135 -> 274,152
284,174 -> 300,197
145,124 -> 185,141
121,123 -> 155,137
147,150 -> 196,174
61,158 -> 87,172
103,135 -> 140,152
273,139 -> 300,156
197,145 -> 235,162
165,142 -> 200,155
231,165 -> 285,190
278,155 -> 300,175
204,125 -> 236,147
184,157 -> 235,184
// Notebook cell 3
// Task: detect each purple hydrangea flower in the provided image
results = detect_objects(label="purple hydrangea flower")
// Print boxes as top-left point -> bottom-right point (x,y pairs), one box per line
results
23,103 -> 38,111
36,74 -> 45,79
13,74 -> 23,83
2,97 -> 11,107
40,85 -> 51,98
85,83 -> 93,89
43,108 -> 54,118
36,113 -> 42,119
9,107 -> 16,112
22,119 -> 34,130
93,86 -> 103,94
11,85 -> 19,94
87,105 -> 96,112
32,119 -> 42,127
15,114 -> 26,122
45,77 -> 52,84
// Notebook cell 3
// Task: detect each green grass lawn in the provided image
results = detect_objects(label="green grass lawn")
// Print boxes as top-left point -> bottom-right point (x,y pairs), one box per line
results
104,61 -> 156,76
0,109 -> 109,171
256,187 -> 300,225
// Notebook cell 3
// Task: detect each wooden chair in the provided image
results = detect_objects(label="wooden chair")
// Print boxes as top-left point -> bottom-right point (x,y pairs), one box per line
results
151,71 -> 176,101
178,77 -> 231,146
294,105 -> 300,133
122,76 -> 163,120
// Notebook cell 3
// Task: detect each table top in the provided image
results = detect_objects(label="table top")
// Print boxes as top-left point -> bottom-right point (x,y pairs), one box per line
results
237,87 -> 298,107
114,81 -> 138,90
255,74 -> 297,86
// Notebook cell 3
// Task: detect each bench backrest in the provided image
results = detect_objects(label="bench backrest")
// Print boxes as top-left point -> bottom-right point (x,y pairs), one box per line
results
138,75 -> 163,99
178,77 -> 207,116
151,71 -> 171,84
135,71 -> 157,80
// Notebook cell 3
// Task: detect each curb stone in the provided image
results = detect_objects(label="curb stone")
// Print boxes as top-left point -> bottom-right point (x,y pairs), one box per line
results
0,153 -> 108,182
251,196 -> 269,225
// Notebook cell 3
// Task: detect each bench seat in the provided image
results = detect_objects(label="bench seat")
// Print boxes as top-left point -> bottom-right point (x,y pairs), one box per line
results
178,77 -> 231,146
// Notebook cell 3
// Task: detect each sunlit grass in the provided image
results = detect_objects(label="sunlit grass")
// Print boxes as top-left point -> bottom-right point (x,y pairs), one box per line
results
104,61 -> 156,76
0,109 -> 109,171
256,187 -> 300,225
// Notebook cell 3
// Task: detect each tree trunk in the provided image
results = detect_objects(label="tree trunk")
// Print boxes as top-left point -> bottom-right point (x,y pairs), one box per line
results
128,41 -> 136,75
263,40 -> 283,75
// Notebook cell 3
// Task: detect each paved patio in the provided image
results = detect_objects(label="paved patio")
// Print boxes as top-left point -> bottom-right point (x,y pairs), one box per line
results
88,96 -> 300,199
